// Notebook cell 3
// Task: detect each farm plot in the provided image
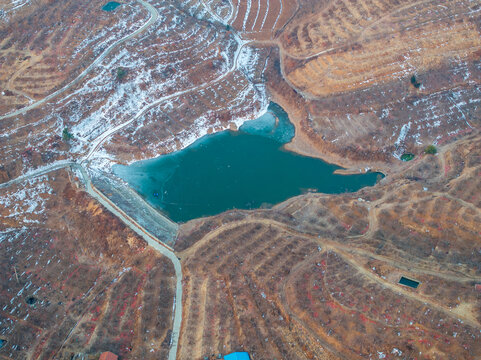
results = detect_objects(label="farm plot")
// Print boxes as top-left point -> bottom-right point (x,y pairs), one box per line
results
180,0 -> 299,40
0,170 -> 175,359
0,0 -> 148,115
0,0 -> 276,180
285,250 -> 480,359
176,134 -> 481,359
268,0 -> 481,165
104,68 -> 268,161
178,222 -> 326,359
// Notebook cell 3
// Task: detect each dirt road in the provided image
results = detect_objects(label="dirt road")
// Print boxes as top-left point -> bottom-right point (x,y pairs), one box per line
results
0,0 -> 159,120
0,162 -> 183,360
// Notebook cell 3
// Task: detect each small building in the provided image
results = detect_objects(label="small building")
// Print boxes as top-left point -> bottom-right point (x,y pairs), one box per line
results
99,352 -> 118,360
224,352 -> 250,360
475,284 -> 481,292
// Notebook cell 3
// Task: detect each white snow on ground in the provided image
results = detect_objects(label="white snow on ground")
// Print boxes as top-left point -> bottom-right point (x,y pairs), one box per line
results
44,5 -> 237,156
395,122 -> 411,147
242,0 -> 252,31
393,121 -> 411,159
237,45 -> 261,81
0,0 -> 30,21
260,0 -> 269,29
252,0 -> 261,30
0,176 -> 52,223
273,0 -> 283,29
119,74 -> 268,164
384,65 -> 481,158
3,0 -> 269,181
156,84 -> 268,154
71,2 -> 145,61
198,0 -> 234,22
0,227 -> 27,245
211,0 -> 231,20
21,1 -> 268,169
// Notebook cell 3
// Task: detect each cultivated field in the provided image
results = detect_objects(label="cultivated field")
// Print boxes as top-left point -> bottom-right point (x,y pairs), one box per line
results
271,0 -> 481,167
0,0 -> 148,114
176,133 -> 481,359
1,0 -> 481,358
0,170 -> 175,359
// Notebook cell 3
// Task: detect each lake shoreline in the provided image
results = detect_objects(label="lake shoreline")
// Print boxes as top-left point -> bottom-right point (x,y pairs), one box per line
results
113,102 -> 383,223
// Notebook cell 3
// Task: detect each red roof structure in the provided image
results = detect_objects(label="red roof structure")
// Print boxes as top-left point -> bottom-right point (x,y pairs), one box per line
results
99,352 -> 118,360
475,284 -> 481,292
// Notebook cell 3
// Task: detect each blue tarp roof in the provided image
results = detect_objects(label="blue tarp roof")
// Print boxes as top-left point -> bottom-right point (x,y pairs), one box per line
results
224,352 -> 250,360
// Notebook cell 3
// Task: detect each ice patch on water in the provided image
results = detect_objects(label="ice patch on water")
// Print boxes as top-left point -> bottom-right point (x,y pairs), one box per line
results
240,102 -> 295,144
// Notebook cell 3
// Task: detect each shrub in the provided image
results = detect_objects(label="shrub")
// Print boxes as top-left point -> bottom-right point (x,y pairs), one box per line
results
410,75 -> 421,88
62,127 -> 73,142
401,153 -> 415,161
424,145 -> 437,155
116,67 -> 127,80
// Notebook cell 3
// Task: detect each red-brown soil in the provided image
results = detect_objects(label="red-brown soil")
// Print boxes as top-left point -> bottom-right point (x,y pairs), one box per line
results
0,0 -> 148,114
0,170 -> 175,359
176,133 -> 481,359
1,0 -> 481,359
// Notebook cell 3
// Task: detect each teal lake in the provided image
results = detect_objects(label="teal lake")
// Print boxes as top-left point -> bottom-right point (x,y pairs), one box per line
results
113,103 -> 382,223
102,1 -> 121,11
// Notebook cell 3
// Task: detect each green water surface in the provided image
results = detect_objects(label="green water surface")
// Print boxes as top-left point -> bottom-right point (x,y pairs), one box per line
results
102,1 -> 121,11
114,103 -> 381,223
401,153 -> 415,161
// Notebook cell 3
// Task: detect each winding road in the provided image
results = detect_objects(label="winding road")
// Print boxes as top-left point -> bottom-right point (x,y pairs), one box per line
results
1,3 -> 182,355
2,1 -> 305,358
182,217 -> 481,329
1,1 -> 256,357
83,14 -> 250,163
0,0 -> 159,121
74,165 -> 182,360
0,160 -> 183,360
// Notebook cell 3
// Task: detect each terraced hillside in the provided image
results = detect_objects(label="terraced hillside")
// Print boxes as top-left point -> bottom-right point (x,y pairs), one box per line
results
176,133 -> 481,360
0,0 -> 269,181
1,0 -> 481,359
180,0 -> 299,40
1,0 -> 480,177
0,170 -> 175,359
273,0 -> 481,166
0,0 -> 148,115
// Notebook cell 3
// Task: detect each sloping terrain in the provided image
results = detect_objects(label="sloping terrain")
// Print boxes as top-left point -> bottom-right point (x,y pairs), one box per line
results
0,0 -> 480,359
176,133 -> 481,359
182,0 -> 299,40
0,170 -> 175,359
274,0 -> 481,167
0,0 -> 148,114
0,0 -> 268,182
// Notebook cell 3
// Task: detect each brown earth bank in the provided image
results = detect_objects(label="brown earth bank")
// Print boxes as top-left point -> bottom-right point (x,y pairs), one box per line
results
176,132 -> 481,360
0,170 -> 175,359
